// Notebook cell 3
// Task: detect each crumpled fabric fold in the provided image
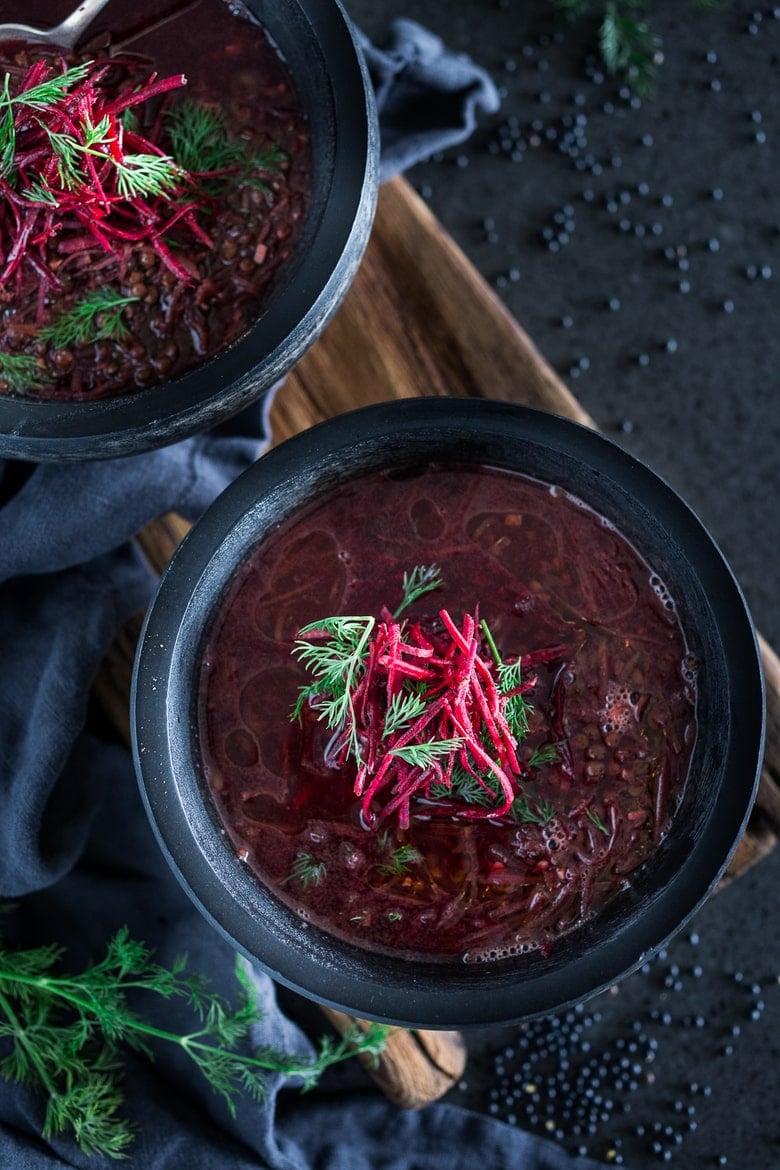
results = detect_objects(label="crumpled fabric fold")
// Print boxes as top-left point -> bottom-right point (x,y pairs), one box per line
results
358,18 -> 500,180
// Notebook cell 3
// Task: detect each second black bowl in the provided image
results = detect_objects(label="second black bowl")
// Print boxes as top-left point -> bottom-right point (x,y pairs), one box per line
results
0,0 -> 378,462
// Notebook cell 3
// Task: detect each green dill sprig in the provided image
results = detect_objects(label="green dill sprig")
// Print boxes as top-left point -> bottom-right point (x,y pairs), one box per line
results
165,100 -> 286,192
241,142 -> 288,194
389,738 -> 465,768
528,743 -> 559,767
0,74 -> 15,179
599,0 -> 661,96
11,62 -> 92,110
429,763 -> 502,808
392,563 -> 442,618
586,807 -> 610,834
1,66 -> 94,179
114,152 -> 184,199
41,124 -> 86,189
0,925 -> 388,1159
552,0 -> 721,94
282,852 -> 327,890
383,688 -> 427,738
0,353 -> 48,394
376,844 -> 424,877
291,614 -> 375,763
39,289 -> 141,348
35,112 -> 183,198
480,619 -> 532,741
497,658 -> 531,741
251,141 -> 287,174
510,795 -> 557,825
21,178 -> 59,206
166,101 -> 247,174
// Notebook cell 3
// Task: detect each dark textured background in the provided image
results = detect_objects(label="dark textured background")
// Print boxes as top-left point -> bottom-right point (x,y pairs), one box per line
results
344,2 -> 779,1167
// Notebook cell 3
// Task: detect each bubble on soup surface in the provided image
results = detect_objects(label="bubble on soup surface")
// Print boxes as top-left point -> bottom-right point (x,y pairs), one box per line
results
224,728 -> 259,767
409,495 -> 446,540
599,684 -> 642,734
464,939 -> 539,963
238,666 -> 300,774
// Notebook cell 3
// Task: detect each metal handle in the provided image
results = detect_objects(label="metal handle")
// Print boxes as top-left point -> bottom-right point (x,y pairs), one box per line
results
49,0 -> 112,46
0,0 -> 111,48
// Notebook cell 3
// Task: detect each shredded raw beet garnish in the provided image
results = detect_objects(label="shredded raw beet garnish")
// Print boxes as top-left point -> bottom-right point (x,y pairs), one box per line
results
0,56 -> 199,287
292,567 -> 568,831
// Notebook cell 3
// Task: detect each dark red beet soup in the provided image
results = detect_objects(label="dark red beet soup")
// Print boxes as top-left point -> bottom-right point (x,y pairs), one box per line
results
198,464 -> 698,963
0,0 -> 309,400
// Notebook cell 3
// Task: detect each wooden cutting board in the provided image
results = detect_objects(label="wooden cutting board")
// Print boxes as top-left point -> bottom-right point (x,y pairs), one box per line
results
97,174 -> 780,1108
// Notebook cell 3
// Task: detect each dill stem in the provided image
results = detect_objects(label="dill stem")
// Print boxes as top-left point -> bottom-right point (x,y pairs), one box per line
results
479,618 -> 502,667
0,985 -> 63,1106
0,968 -> 377,1082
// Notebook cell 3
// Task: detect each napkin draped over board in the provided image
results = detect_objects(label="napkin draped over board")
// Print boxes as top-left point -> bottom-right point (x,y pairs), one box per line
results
0,19 -> 607,1170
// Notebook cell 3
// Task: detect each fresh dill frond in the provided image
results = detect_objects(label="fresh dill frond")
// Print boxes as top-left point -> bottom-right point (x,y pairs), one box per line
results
383,688 -> 427,738
551,0 -> 719,94
26,85 -> 182,198
114,153 -> 184,199
11,62 -> 92,111
0,75 -> 15,179
282,852 -> 327,890
121,107 -> 140,133
0,925 -> 388,1158
481,622 -> 532,741
39,290 -> 141,349
165,101 -> 286,194
600,1 -> 661,95
21,179 -> 59,206
291,615 -> 375,762
80,112 -> 112,150
376,843 -> 423,877
389,737 -> 464,768
586,807 -> 610,834
289,1019 -> 390,1091
393,564 -> 443,618
41,125 -> 85,189
498,659 -> 531,741
528,743 -> 559,768
510,795 -> 557,825
240,142 -> 288,192
251,141 -> 287,174
166,100 -> 246,175
0,353 -> 48,394
429,763 -> 502,808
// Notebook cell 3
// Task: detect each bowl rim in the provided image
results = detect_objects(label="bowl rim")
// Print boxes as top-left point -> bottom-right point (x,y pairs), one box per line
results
131,397 -> 765,1028
0,0 -> 379,462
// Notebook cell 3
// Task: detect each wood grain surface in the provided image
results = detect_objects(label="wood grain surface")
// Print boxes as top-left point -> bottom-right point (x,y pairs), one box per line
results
96,174 -> 780,1109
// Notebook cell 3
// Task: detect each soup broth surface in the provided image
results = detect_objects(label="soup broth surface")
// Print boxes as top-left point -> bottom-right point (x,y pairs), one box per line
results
198,464 -> 697,962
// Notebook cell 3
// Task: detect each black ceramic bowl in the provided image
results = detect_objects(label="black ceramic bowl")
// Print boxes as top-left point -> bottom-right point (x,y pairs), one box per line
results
0,0 -> 378,462
132,398 -> 764,1029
